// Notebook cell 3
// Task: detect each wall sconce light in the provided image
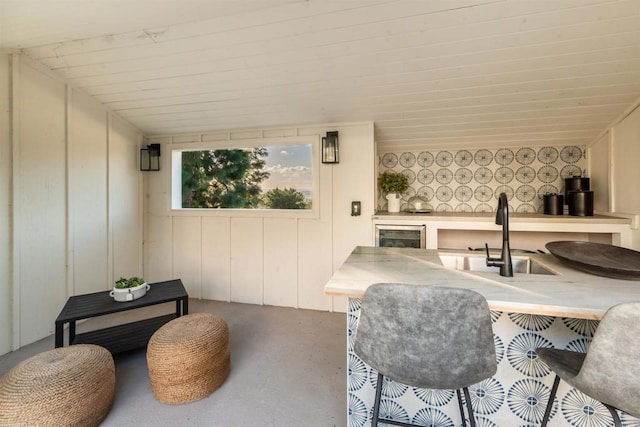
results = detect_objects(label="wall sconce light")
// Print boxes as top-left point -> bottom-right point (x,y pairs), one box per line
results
140,143 -> 161,171
322,131 -> 339,164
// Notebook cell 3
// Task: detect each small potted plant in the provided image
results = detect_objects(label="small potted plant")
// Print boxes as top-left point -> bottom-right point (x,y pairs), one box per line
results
110,276 -> 150,302
378,171 -> 409,213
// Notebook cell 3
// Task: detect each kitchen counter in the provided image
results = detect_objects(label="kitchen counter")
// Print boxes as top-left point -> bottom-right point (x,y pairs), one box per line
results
325,246 -> 640,319
328,246 -> 640,426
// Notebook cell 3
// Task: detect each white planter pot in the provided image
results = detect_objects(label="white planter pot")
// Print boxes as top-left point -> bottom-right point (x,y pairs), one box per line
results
109,283 -> 150,302
386,193 -> 401,213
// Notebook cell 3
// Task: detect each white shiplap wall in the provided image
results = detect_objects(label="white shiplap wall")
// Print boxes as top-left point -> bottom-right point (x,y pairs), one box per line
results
611,106 -> 640,215
0,54 -> 144,353
143,122 -> 375,312
15,56 -> 68,346
69,89 -> 109,296
0,55 -> 12,355
586,100 -> 640,248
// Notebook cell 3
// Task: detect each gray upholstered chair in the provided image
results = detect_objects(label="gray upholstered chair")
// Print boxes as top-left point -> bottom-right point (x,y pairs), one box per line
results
537,302 -> 640,427
353,283 -> 497,427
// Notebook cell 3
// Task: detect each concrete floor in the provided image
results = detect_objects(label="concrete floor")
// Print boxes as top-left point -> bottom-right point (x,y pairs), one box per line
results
0,299 -> 347,427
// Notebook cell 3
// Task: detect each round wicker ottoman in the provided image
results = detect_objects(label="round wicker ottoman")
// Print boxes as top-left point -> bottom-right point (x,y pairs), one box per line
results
0,344 -> 115,427
147,313 -> 230,404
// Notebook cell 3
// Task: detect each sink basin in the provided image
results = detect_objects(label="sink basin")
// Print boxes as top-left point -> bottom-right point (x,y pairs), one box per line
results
438,254 -> 556,275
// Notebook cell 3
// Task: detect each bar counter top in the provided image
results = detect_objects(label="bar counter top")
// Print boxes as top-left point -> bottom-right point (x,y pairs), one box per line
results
324,246 -> 640,320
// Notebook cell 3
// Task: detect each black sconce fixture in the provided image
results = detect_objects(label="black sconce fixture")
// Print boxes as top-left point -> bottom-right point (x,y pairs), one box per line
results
140,143 -> 161,171
322,131 -> 339,164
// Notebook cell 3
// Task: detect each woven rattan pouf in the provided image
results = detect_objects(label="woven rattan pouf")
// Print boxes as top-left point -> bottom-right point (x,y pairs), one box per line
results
147,313 -> 230,404
0,344 -> 115,427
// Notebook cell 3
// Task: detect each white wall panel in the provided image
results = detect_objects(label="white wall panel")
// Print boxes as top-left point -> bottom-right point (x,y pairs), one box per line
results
301,123 -> 375,313
612,105 -> 640,214
142,141 -> 172,284
298,219 -> 333,311
202,216 -> 231,301
330,124 -> 375,271
263,218 -> 297,308
0,55 -> 12,354
17,59 -> 67,345
143,215 -> 172,284
589,132 -> 610,213
70,89 -> 108,294
0,55 -> 144,354
297,133 -> 334,311
172,216 -> 202,298
230,217 -> 263,305
109,114 -> 142,282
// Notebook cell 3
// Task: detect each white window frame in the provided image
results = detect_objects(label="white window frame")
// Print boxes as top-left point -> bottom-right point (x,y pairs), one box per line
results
169,136 -> 320,218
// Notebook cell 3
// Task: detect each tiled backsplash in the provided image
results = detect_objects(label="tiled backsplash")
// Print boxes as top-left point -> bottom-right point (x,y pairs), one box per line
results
378,146 -> 586,213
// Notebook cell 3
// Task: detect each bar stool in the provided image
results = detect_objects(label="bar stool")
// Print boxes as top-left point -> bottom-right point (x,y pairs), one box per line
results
353,283 -> 497,427
537,302 -> 640,426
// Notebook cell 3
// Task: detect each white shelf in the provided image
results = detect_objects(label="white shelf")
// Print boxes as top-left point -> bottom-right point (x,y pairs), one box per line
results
372,212 -> 632,249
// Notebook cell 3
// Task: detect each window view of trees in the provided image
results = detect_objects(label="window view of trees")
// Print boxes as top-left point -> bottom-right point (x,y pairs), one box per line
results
180,144 -> 312,210
182,148 -> 268,208
263,187 -> 309,209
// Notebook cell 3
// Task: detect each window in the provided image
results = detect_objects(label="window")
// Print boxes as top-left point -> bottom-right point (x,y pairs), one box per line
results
171,137 -> 318,215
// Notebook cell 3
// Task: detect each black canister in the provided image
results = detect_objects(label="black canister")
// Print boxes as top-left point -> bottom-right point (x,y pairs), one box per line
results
543,193 -> 564,215
568,190 -> 594,216
564,176 -> 590,204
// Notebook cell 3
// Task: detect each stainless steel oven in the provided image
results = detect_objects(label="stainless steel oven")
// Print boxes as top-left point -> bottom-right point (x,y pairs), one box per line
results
375,224 -> 426,248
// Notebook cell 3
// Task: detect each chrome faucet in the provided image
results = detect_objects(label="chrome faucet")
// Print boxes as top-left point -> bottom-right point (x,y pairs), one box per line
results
485,192 -> 513,277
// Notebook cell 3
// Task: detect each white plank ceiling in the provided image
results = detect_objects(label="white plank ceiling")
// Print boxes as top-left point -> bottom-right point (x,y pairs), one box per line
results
1,0 -> 639,151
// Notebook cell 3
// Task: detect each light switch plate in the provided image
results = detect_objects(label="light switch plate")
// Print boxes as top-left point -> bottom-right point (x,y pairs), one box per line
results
351,201 -> 361,216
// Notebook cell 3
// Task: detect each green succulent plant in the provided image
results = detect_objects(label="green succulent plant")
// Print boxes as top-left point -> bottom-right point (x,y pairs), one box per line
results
115,277 -> 146,289
378,171 -> 409,194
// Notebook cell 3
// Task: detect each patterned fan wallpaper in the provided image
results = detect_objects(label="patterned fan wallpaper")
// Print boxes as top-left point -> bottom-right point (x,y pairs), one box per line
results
377,146 -> 586,213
